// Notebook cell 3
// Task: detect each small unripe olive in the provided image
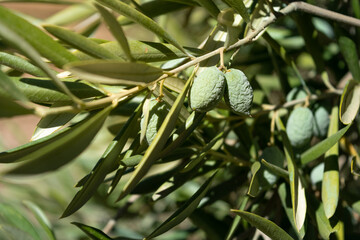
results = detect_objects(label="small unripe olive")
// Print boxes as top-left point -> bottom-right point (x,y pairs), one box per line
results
286,107 -> 314,148
189,66 -> 225,112
224,68 -> 253,115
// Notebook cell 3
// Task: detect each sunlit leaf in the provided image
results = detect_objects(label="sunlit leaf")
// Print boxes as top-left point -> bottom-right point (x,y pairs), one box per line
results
45,2 -> 96,26
231,209 -> 294,240
31,103 -> 77,141
276,115 -> 306,231
278,183 -> 306,239
0,77 -> 104,104
95,3 -> 134,61
65,60 -> 164,85
0,17 -> 82,103
0,6 -> 78,68
0,52 -> 46,77
339,79 -> 360,125
301,124 -> 351,165
322,106 -> 340,219
44,24 -> 120,60
96,0 -> 188,55
74,40 -> 204,62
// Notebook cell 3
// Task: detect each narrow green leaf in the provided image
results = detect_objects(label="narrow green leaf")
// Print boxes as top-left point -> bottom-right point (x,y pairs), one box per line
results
301,124 -> 351,165
0,6 -> 78,68
74,40 -> 204,62
23,201 -> 56,240
194,0 -> 220,19
117,68 -> 193,200
117,0 -> 194,25
140,94 -> 152,143
65,60 -> 164,85
322,106 -> 339,219
146,172 -> 217,239
96,0 -> 188,55
72,222 -> 113,240
0,19 -> 82,104
223,0 -> 250,23
261,159 -> 289,180
2,107 -> 111,174
62,104 -> 142,218
0,69 -> 28,102
0,52 -> 46,77
43,24 -> 119,60
245,0 -> 280,40
308,194 -> 341,239
158,111 -> 205,160
0,95 -> 33,117
0,77 -> 104,104
231,210 -> 294,240
247,161 -> 261,197
0,203 -> 41,240
95,3 -> 134,61
339,79 -> 360,125
276,116 -> 306,231
338,36 -> 360,82
278,183 -> 306,239
31,103 -> 77,141
225,196 -> 249,240
163,77 -> 185,93
45,3 -> 96,26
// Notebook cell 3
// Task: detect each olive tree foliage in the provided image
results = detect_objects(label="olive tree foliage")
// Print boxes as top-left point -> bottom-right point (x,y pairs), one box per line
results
0,0 -> 360,239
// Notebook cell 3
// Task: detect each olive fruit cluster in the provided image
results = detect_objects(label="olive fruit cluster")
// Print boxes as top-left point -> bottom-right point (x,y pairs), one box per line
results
189,66 -> 253,115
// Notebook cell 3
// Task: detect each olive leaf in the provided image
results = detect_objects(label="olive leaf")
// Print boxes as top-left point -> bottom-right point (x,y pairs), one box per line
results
45,2 -> 96,26
23,201 -> 56,240
117,69 -> 193,200
1,106 -> 111,173
231,209 -> 294,240
339,79 -> 360,125
95,3 -> 134,61
0,52 -> 46,77
338,36 -> 360,82
322,106 -> 340,219
301,124 -> 351,165
72,222 -> 113,240
65,60 -> 164,85
0,5 -> 78,68
96,0 -> 189,55
62,103 -> 143,217
146,171 -> 217,239
43,24 -> 120,60
276,115 -> 307,232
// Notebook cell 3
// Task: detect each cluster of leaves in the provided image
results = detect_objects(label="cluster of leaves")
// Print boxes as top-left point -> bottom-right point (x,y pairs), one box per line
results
0,0 -> 360,239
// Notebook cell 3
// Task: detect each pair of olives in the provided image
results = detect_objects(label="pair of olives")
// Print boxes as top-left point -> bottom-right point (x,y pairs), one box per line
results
141,66 -> 253,145
189,66 -> 253,115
